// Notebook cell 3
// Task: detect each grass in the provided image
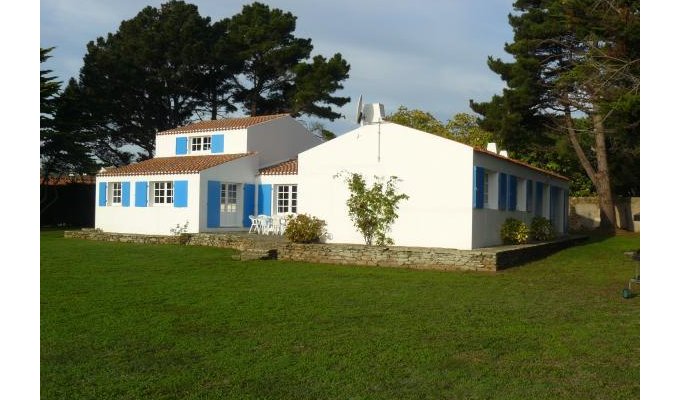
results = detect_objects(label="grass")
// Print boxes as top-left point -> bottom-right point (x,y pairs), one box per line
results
41,231 -> 639,399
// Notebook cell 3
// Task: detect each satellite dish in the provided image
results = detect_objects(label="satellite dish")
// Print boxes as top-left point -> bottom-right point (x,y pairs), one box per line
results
355,94 -> 364,124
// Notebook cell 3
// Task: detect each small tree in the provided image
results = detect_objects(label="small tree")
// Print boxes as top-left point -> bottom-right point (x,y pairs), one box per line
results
337,172 -> 409,246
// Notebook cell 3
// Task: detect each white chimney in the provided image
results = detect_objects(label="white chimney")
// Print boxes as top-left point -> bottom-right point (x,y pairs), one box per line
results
499,150 -> 508,157
486,142 -> 498,153
362,103 -> 385,124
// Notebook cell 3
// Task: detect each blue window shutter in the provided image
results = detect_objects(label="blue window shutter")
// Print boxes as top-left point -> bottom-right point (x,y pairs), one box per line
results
243,184 -> 256,227
536,182 -> 543,217
211,134 -> 224,153
526,179 -> 533,212
499,173 -> 507,210
473,166 -> 484,209
122,182 -> 130,207
175,136 -> 188,155
508,175 -> 517,211
207,181 -> 221,228
174,180 -> 188,207
135,181 -> 148,207
563,189 -> 569,233
257,184 -> 272,216
98,182 -> 107,207
550,186 -> 559,222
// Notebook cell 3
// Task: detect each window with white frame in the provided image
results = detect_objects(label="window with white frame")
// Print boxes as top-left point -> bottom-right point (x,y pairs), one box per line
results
221,183 -> 238,213
152,181 -> 173,204
276,185 -> 297,214
110,182 -> 122,205
191,136 -> 211,152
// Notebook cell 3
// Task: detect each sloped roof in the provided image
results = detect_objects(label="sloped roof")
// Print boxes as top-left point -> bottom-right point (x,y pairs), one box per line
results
258,158 -> 298,175
157,114 -> 289,136
98,153 -> 253,177
473,148 -> 569,181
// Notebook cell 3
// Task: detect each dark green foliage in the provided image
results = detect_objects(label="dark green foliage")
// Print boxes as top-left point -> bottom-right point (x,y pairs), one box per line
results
284,214 -> 327,243
227,3 -> 350,119
41,231 -> 639,399
67,1 -> 350,165
470,0 -> 639,198
530,216 -> 556,241
500,218 -> 530,245
339,172 -> 409,246
77,0 -> 213,164
40,49 -> 97,184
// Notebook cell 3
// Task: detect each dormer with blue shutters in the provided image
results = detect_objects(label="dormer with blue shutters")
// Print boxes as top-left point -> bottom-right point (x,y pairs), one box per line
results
95,114 -> 321,236
154,114 -> 322,167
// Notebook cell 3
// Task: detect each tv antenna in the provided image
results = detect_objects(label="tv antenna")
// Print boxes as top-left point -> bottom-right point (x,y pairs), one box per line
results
355,94 -> 364,125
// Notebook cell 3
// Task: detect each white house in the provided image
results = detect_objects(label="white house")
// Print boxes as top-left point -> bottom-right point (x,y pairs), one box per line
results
95,105 -> 569,249
95,114 -> 321,235
296,104 -> 569,250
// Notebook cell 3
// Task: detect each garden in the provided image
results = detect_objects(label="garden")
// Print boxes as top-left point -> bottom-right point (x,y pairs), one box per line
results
41,229 -> 639,399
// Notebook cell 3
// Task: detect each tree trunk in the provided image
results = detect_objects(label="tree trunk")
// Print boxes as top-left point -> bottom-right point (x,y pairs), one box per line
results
592,110 -> 617,234
564,109 -> 616,234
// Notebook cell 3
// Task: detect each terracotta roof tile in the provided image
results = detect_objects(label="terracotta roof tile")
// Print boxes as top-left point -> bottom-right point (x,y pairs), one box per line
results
473,148 -> 569,181
259,158 -> 298,175
98,153 -> 253,177
157,114 -> 289,135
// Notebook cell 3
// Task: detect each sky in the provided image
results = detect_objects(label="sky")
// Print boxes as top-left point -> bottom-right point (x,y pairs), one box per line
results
40,0 -> 516,135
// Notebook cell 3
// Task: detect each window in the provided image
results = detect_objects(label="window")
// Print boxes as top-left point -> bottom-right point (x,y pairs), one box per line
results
153,181 -> 173,204
110,182 -> 122,205
221,183 -> 238,213
483,171 -> 489,207
191,136 -> 211,152
276,185 -> 297,214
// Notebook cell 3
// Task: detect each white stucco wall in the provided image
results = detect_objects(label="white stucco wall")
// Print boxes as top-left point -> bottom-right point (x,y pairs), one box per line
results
198,154 -> 259,232
298,122 -> 475,249
155,129 -> 249,157
257,174 -> 300,217
471,151 -> 570,248
95,174 -> 201,235
247,117 -> 322,167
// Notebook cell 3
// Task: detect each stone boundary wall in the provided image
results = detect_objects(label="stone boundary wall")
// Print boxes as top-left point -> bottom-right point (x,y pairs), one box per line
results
65,230 -> 586,272
569,196 -> 640,232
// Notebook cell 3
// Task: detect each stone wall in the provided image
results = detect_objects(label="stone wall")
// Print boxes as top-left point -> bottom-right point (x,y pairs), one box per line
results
64,230 -> 585,272
277,243 -> 498,272
569,197 -> 640,232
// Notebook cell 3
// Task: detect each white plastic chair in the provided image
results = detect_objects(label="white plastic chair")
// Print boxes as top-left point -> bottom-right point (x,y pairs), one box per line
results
248,215 -> 261,234
258,215 -> 274,235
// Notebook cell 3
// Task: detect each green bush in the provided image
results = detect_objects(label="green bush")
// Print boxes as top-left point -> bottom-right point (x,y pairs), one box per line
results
530,216 -> 556,241
284,214 -> 327,243
500,218 -> 530,245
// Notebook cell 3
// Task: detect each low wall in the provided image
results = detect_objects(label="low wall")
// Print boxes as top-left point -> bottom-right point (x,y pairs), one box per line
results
569,197 -> 640,232
64,230 -> 586,272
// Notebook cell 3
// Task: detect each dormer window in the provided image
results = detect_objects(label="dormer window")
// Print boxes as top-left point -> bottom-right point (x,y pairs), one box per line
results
191,136 -> 211,152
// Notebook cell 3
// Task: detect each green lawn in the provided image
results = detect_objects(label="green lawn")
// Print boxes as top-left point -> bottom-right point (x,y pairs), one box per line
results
41,231 -> 639,399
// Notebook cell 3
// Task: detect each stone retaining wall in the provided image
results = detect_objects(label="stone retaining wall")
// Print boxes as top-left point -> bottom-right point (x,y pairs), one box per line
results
65,230 -> 586,272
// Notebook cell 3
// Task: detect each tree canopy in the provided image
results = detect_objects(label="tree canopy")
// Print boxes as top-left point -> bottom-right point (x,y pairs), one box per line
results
470,0 -> 639,232
63,1 -> 350,165
385,106 -> 497,149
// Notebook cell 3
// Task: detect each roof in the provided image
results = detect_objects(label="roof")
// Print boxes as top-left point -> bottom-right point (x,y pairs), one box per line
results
258,158 -> 298,175
473,148 -> 569,182
157,114 -> 289,136
97,153 -> 253,177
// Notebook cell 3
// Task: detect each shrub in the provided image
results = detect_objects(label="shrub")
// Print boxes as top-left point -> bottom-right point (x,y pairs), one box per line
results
530,216 -> 556,241
284,214 -> 327,243
335,172 -> 409,246
500,218 -> 530,245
